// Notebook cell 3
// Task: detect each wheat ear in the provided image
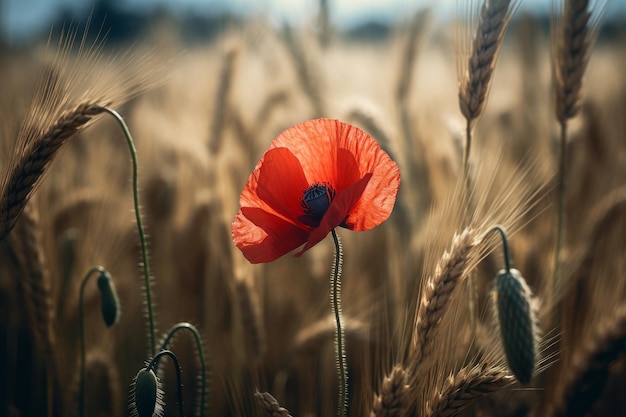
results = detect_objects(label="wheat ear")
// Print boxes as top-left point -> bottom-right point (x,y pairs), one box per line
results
554,0 -> 597,123
425,364 -> 514,417
370,365 -> 410,417
254,391 -> 293,417
549,307 -> 626,417
459,0 -> 515,124
235,278 -> 266,361
0,101 -> 105,241
411,228 -> 478,372
10,200 -> 55,357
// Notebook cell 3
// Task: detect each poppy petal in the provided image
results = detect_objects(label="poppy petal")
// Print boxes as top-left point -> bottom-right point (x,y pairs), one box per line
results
270,119 -> 362,190
233,207 -> 309,263
295,173 -> 372,257
238,148 -> 309,226
335,124 -> 400,231
344,154 -> 400,231
255,147 -> 309,222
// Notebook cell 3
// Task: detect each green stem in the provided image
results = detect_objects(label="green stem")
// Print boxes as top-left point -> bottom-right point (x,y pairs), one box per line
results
148,350 -> 185,417
483,225 -> 512,273
79,265 -> 107,417
330,229 -> 347,417
99,106 -> 156,357
159,322 -> 208,417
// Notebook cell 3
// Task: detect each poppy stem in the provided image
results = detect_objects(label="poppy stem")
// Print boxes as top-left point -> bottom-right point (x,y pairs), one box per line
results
483,225 -> 512,273
98,106 -> 156,357
159,322 -> 209,417
78,265 -> 108,417
330,229 -> 348,417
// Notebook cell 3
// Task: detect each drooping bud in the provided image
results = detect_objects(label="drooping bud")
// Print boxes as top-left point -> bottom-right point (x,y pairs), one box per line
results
494,268 -> 539,384
131,367 -> 164,417
97,270 -> 120,327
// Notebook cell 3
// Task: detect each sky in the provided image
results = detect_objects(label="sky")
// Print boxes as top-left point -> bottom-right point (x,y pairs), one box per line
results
1,0 -> 624,44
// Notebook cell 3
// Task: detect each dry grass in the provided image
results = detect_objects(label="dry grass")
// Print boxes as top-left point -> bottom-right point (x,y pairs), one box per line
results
0,3 -> 624,417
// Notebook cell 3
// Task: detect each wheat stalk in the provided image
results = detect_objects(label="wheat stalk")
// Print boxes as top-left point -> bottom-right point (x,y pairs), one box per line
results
411,228 -> 479,373
0,101 -> 105,241
550,0 -> 608,316
235,278 -> 266,361
395,9 -> 432,227
209,46 -> 238,154
549,307 -> 626,417
570,186 -> 626,285
370,365 -> 410,417
282,25 -> 324,118
9,199 -> 58,416
425,364 -> 514,417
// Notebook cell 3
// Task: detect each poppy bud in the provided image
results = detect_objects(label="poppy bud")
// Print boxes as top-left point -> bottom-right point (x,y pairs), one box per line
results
97,271 -> 120,327
494,268 -> 538,384
131,368 -> 163,417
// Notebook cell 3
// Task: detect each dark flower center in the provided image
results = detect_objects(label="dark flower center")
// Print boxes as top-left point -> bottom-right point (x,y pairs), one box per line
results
299,182 -> 335,226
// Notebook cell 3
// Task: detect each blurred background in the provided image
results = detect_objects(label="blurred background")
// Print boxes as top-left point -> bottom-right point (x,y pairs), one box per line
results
2,0 -> 625,47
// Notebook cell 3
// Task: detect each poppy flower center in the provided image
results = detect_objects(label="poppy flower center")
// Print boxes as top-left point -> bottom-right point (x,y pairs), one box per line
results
301,182 -> 335,222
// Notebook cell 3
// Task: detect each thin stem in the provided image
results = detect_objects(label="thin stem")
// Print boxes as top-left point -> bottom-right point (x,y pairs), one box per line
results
552,120 -> 568,304
463,118 -> 478,347
330,229 -> 347,417
159,322 -> 208,417
79,265 -> 107,417
483,225 -> 512,273
99,106 -> 156,356
148,350 -> 185,417
463,118 -> 472,182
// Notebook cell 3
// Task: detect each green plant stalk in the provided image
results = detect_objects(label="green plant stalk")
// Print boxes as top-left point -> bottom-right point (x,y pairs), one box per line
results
330,229 -> 347,417
99,107 -> 156,356
159,322 -> 208,417
79,265 -> 107,417
148,350 -> 185,417
484,225 -> 512,273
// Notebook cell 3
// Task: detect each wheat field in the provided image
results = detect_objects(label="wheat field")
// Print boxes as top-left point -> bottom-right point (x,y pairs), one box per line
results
1,2 -> 625,417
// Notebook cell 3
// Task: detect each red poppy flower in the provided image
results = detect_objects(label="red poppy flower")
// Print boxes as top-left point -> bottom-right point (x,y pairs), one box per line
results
232,118 -> 400,263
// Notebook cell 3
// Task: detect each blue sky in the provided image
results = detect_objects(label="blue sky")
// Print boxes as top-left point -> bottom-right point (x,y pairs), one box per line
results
2,0 -> 624,44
